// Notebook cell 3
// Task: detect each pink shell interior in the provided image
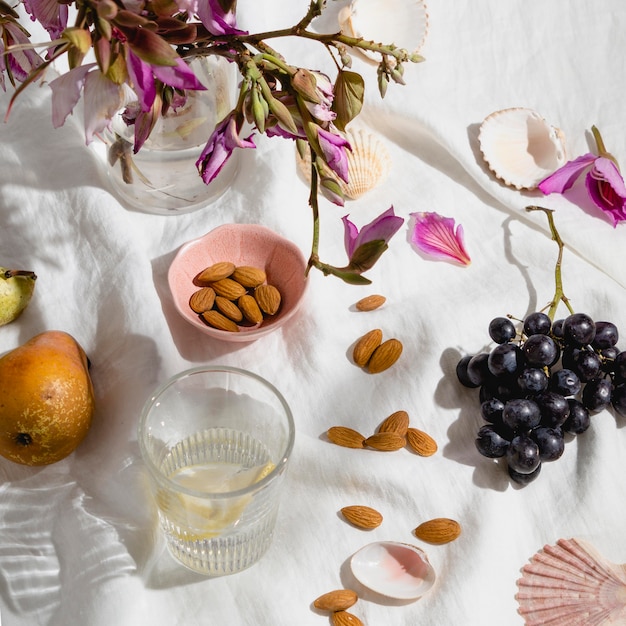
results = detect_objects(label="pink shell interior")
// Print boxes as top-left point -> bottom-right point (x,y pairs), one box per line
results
168,224 -> 308,342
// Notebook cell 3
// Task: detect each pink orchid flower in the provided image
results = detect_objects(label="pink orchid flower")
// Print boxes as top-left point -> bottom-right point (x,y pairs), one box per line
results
49,65 -> 125,144
196,112 -> 255,184
126,50 -> 206,113
197,0 -> 246,36
538,126 -> 626,227
410,211 -> 471,266
22,0 -> 67,40
0,20 -> 43,89
342,206 -> 404,261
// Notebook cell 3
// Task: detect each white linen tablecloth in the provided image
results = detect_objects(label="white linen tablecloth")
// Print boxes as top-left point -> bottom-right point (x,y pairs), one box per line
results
2,1 -> 626,624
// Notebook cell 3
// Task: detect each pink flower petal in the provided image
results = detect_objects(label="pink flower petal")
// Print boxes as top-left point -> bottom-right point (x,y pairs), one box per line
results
537,153 -> 595,195
410,212 -> 471,266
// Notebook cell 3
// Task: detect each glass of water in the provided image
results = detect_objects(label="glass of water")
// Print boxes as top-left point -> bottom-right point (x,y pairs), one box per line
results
138,366 -> 295,576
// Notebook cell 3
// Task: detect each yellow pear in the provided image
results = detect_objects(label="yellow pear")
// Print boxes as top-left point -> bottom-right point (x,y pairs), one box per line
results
0,268 -> 37,326
0,330 -> 95,466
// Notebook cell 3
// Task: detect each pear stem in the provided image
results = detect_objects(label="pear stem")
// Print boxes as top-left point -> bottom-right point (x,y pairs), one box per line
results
3,270 -> 37,280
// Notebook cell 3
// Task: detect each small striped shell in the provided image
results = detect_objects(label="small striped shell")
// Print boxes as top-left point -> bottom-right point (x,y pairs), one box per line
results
516,538 -> 626,625
338,0 -> 429,63
297,127 -> 391,200
478,107 -> 567,190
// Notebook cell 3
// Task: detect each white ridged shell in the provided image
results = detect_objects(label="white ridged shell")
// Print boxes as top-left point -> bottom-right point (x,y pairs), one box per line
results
478,107 -> 567,190
350,541 -> 436,600
338,0 -> 429,63
516,538 -> 626,625
297,127 -> 391,200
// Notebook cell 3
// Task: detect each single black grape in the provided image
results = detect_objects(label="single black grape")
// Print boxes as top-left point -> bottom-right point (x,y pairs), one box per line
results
475,425 -> 510,458
551,319 -> 564,339
479,380 -> 519,404
488,343 -> 525,377
480,397 -> 505,423
592,321 -> 619,350
502,398 -> 541,431
506,434 -> 541,474
550,368 -> 581,397
536,391 -> 570,428
600,347 -> 619,374
563,398 -> 590,434
522,334 -> 559,367
508,462 -> 542,485
517,368 -> 549,395
582,378 -> 612,412
562,313 -> 596,347
456,355 -> 479,388
531,426 -> 565,461
611,382 -> 626,417
466,352 -> 491,387
488,317 -> 516,344
565,348 -> 602,382
613,352 -> 626,380
524,312 -> 552,336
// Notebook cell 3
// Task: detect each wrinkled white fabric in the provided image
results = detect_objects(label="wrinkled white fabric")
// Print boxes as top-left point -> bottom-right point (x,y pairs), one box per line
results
1,1 -> 626,624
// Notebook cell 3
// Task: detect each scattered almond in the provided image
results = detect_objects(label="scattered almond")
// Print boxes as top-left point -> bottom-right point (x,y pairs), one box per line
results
356,294 -> 386,312
327,426 -> 366,449
232,265 -> 266,288
201,310 -> 240,332
352,328 -> 383,367
254,284 -> 282,315
414,517 -> 462,544
364,431 -> 406,451
378,410 -> 410,437
340,505 -> 383,529
367,338 -> 403,373
210,277 -> 247,300
238,294 -> 264,324
189,287 -> 216,313
313,589 -> 358,612
406,428 -> 438,456
194,261 -> 235,285
331,611 -> 364,626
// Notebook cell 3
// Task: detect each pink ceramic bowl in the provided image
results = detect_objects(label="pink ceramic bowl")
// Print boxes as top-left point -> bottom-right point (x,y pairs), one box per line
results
168,224 -> 309,341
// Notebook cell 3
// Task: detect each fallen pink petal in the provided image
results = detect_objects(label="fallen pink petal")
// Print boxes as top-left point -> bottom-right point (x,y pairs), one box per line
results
410,212 -> 471,266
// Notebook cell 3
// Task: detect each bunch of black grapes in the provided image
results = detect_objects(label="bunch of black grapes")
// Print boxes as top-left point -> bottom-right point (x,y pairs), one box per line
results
456,312 -> 626,485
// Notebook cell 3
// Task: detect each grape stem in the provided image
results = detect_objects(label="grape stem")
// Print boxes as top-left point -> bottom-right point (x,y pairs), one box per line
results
525,206 -> 575,321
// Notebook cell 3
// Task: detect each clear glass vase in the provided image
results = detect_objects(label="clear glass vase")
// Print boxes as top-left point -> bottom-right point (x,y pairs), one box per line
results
101,56 -> 239,215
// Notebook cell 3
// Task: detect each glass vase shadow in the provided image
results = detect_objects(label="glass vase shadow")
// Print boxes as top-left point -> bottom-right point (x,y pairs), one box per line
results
102,56 -> 239,215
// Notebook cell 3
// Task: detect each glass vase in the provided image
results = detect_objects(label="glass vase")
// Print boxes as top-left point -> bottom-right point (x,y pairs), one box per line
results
101,56 -> 239,215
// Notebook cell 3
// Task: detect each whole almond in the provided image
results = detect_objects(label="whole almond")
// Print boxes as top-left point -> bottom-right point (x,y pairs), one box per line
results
364,431 -> 406,451
352,328 -> 383,367
254,284 -> 281,315
414,517 -> 462,544
214,296 -> 244,322
340,505 -> 383,529
356,294 -> 386,312
189,287 -> 216,313
313,589 -> 358,612
332,611 -> 364,626
210,277 -> 247,300
327,426 -> 365,449
232,266 -> 266,288
239,294 -> 264,324
367,338 -> 403,373
406,428 -> 438,456
379,410 -> 410,436
194,261 -> 235,285
201,310 -> 240,332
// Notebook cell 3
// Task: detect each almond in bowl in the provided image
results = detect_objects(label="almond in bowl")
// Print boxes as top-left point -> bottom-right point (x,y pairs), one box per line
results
168,224 -> 308,342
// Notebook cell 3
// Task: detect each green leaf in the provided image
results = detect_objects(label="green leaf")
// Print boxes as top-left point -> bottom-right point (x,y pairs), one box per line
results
348,239 -> 388,273
332,70 -> 364,132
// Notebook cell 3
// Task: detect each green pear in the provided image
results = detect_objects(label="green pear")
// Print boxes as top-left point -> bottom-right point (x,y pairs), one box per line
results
0,268 -> 37,326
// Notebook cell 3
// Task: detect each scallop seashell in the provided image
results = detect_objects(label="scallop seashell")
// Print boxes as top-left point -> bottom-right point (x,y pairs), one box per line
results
338,0 -> 429,63
350,541 -> 436,600
297,127 -> 391,200
516,537 -> 626,625
478,107 -> 567,190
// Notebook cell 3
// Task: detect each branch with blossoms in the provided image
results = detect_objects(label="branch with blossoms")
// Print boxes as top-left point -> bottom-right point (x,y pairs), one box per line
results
0,0 -> 423,284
